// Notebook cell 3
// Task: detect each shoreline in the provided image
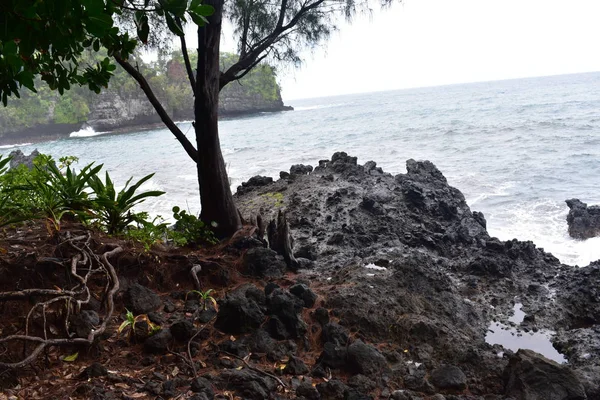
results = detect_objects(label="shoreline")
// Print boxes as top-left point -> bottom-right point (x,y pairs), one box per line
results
0,106 -> 293,147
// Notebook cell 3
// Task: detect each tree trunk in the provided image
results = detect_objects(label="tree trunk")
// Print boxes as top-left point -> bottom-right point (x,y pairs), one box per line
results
195,0 -> 241,237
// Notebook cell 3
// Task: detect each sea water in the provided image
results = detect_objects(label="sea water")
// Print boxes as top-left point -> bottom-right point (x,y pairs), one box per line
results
2,72 -> 600,267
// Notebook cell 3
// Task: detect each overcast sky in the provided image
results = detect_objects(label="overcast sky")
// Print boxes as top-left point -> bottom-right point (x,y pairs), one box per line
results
195,0 -> 600,100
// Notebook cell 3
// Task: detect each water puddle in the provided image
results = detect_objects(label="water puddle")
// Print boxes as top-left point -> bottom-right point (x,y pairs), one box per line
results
486,302 -> 566,363
508,303 -> 525,324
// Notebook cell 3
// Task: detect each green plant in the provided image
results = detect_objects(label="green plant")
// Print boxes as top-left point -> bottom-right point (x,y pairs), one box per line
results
89,172 -> 165,234
118,309 -> 160,341
170,206 -> 218,246
124,214 -> 169,251
186,289 -> 218,311
39,157 -> 103,212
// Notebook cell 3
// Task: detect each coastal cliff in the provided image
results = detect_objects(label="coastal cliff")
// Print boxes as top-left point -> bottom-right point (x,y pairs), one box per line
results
0,52 -> 291,144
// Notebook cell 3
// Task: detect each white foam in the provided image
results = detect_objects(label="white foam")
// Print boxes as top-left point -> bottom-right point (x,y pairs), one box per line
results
69,126 -> 107,138
487,199 -> 600,267
0,142 -> 32,149
364,263 -> 387,270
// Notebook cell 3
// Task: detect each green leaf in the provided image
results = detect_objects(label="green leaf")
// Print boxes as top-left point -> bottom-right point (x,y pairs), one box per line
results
85,13 -> 113,37
188,11 -> 209,26
165,0 -> 187,17
192,4 -> 214,16
165,13 -> 185,36
62,352 -> 79,362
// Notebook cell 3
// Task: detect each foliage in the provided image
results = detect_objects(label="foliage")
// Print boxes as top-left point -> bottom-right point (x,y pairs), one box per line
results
170,206 -> 218,246
186,289 -> 218,311
0,49 -> 282,133
124,215 -> 170,251
118,309 -> 160,342
0,0 -> 214,106
0,152 -> 167,235
89,171 -> 165,234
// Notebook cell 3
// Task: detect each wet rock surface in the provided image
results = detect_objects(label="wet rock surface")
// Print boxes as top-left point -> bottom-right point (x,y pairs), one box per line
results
566,199 -> 600,240
234,151 -> 600,399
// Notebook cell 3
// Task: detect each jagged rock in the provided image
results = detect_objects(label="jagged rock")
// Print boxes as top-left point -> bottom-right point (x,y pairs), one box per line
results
322,323 -> 349,346
290,164 -> 314,176
236,175 -> 274,195
566,199 -> 600,240
8,149 -> 40,169
214,369 -> 277,400
346,340 -> 389,376
170,320 -> 195,341
297,382 -> 321,399
243,247 -> 287,278
504,349 -> 586,400
234,152 -> 600,396
70,310 -> 100,338
214,286 -> 265,334
317,379 -> 350,400
289,283 -> 318,308
190,377 -> 214,398
267,288 -> 307,339
144,329 -> 172,354
429,364 -> 467,391
124,283 -> 162,315
317,342 -> 348,369
312,308 -> 330,326
283,356 -> 310,375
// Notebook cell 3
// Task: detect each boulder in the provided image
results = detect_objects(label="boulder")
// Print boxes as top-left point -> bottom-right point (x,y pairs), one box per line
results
503,349 -> 586,400
289,283 -> 318,308
237,175 -> 274,195
124,283 -> 162,315
214,286 -> 265,334
243,247 -> 287,278
144,329 -> 172,354
566,199 -> 600,240
346,340 -> 389,376
267,288 -> 307,339
429,364 -> 467,391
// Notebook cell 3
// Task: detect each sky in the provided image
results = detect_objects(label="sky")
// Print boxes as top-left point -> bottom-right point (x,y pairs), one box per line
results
187,0 -> 600,100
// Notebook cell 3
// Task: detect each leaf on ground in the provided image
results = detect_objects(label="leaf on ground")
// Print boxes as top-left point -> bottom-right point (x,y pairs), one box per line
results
62,352 -> 79,362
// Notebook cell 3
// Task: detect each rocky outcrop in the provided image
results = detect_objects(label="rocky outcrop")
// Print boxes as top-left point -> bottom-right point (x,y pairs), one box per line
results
503,349 -> 587,400
234,152 -> 600,399
566,199 -> 600,240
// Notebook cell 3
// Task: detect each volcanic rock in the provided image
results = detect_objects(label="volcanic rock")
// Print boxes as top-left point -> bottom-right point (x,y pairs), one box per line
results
566,199 -> 600,240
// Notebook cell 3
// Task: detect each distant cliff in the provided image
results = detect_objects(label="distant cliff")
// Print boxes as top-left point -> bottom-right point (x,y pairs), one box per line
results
0,52 -> 291,144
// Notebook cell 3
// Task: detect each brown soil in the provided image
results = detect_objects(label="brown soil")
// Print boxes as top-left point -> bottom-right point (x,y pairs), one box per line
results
0,221 -> 331,399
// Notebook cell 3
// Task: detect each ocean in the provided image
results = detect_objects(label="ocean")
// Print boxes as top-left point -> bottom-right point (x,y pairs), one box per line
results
2,72 -> 600,267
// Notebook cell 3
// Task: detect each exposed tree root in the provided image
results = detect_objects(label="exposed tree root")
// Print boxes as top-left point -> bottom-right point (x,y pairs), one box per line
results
0,232 -> 122,369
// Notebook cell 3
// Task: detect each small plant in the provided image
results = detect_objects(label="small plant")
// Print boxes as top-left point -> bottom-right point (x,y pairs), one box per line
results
89,172 -> 165,234
124,214 -> 169,251
186,289 -> 218,311
170,206 -> 218,246
118,309 -> 160,341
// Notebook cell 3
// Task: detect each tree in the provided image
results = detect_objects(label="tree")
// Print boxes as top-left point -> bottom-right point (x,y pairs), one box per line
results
0,0 -> 384,237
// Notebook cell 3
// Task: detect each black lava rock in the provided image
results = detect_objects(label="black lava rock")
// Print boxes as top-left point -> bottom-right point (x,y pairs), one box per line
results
124,283 -> 162,314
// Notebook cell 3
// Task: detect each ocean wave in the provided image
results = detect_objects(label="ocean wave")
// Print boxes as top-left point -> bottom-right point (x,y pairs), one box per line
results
69,126 -> 107,138
0,142 -> 32,149
487,199 -> 600,267
293,103 -> 348,111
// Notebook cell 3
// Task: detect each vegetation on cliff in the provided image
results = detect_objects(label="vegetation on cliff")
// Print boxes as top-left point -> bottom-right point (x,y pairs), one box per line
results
0,51 -> 282,135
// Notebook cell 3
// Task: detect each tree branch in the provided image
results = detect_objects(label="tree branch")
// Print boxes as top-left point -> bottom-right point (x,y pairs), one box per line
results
179,23 -> 197,95
220,0 -> 328,90
114,55 -> 199,163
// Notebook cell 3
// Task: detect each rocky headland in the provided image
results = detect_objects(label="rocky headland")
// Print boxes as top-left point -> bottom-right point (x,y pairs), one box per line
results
1,152 -> 598,400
